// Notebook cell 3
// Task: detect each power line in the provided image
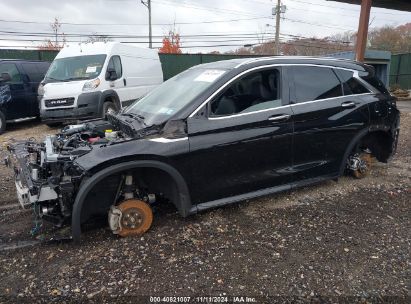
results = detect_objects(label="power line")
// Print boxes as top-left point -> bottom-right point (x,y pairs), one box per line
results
154,0 -> 263,17
0,16 -> 272,27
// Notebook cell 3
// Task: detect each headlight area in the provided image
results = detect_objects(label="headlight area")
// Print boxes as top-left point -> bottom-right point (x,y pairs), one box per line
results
82,78 -> 100,92
7,139 -> 86,230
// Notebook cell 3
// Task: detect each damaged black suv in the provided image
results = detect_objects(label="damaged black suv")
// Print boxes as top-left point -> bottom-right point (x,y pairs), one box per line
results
5,57 -> 400,242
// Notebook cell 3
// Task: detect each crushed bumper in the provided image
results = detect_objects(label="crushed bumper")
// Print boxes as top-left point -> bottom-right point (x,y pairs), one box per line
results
5,141 -> 58,209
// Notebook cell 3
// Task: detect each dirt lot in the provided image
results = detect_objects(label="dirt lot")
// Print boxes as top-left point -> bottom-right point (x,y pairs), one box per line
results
0,114 -> 410,303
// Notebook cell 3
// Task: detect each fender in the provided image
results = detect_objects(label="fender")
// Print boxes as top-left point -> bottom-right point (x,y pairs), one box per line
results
71,160 -> 192,243
338,125 -> 392,176
98,90 -> 121,114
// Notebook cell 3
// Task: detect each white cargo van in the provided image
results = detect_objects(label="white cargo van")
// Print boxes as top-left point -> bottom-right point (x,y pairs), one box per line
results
39,42 -> 163,125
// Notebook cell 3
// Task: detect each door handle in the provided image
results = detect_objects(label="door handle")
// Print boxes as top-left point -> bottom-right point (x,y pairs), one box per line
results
123,79 -> 127,86
268,114 -> 291,122
341,101 -> 356,108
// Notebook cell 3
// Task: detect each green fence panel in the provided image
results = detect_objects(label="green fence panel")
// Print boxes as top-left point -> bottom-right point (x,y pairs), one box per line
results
159,54 -> 202,80
0,49 -> 58,61
159,53 -> 265,80
1,49 -> 268,81
389,53 -> 411,90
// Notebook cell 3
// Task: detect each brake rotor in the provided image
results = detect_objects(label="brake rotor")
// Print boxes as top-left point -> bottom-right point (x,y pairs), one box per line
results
352,152 -> 373,179
117,199 -> 153,237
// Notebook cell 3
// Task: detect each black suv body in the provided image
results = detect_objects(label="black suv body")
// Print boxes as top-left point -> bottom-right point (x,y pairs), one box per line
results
0,59 -> 50,133
6,57 -> 400,242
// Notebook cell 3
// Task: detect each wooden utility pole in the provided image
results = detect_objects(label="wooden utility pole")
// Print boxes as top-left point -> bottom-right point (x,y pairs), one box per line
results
275,0 -> 281,55
355,0 -> 372,62
141,0 -> 152,48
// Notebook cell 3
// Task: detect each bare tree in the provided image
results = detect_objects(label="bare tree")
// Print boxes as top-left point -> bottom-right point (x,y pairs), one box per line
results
38,18 -> 66,50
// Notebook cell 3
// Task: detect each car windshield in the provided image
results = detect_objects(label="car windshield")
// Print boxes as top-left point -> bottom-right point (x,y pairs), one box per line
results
125,68 -> 227,126
45,54 -> 106,82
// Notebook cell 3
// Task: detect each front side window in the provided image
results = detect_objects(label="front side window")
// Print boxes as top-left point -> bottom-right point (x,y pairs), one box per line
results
106,56 -> 122,79
291,66 -> 342,103
45,54 -> 106,82
334,69 -> 370,95
210,69 -> 281,116
0,63 -> 22,84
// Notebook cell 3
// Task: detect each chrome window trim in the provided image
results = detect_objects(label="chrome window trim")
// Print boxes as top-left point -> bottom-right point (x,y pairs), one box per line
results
208,104 -> 291,120
188,63 -> 371,119
290,93 -> 373,107
149,137 -> 188,143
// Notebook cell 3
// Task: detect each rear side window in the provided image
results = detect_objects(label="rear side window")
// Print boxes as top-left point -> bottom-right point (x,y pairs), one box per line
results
291,66 -> 342,103
21,62 -> 47,82
334,69 -> 370,95
0,63 -> 22,84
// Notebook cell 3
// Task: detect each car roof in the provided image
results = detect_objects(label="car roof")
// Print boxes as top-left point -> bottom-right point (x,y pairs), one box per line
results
193,56 -> 368,72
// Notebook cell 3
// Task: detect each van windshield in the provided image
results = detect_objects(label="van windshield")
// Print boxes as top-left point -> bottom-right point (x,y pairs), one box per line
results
45,54 -> 106,82
125,68 -> 227,126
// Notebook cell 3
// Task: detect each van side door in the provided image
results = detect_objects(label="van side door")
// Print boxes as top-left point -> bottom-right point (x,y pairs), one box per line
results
289,66 -> 370,181
0,62 -> 30,120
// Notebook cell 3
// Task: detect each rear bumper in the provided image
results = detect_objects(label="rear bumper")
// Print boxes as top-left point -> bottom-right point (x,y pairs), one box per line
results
40,92 -> 102,123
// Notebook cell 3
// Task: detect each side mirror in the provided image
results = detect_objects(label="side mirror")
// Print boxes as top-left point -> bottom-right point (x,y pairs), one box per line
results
0,72 -> 11,83
106,68 -> 118,81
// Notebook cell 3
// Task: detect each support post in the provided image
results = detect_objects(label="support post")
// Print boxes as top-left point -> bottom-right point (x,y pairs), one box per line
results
275,0 -> 281,55
355,0 -> 372,62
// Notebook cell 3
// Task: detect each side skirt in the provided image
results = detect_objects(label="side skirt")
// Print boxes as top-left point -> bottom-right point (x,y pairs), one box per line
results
189,173 -> 339,214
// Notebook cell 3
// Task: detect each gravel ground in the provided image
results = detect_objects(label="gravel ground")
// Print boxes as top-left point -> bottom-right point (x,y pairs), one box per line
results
0,114 -> 410,303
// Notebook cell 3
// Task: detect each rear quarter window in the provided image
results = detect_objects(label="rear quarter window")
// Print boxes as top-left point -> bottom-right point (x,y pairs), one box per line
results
361,75 -> 390,95
334,69 -> 370,95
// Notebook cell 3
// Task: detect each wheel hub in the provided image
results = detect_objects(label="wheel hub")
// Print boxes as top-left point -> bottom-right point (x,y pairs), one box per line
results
348,152 -> 372,179
108,199 -> 153,237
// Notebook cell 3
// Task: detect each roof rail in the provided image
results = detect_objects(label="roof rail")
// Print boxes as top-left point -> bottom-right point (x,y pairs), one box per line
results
235,55 -> 356,68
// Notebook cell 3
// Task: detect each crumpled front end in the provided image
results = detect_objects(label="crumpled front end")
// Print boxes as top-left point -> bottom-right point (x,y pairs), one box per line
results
5,135 -> 86,227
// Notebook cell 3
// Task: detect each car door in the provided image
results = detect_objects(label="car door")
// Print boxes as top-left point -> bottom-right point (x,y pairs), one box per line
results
20,62 -> 46,117
0,62 -> 30,120
186,67 -> 294,204
288,65 -> 370,182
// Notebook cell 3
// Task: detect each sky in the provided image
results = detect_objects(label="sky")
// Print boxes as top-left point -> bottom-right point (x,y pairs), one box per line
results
0,0 -> 410,53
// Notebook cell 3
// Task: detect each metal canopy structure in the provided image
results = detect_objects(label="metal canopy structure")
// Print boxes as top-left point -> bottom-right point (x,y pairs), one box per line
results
328,0 -> 411,62
329,0 -> 411,11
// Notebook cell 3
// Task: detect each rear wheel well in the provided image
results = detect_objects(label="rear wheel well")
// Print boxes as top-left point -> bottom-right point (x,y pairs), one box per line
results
356,130 -> 393,162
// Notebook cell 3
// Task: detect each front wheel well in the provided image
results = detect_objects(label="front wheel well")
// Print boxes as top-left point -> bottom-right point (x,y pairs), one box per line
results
72,161 -> 192,242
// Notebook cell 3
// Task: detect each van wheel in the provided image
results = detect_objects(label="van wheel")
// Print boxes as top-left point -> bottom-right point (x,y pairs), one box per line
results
102,101 -> 117,117
0,111 -> 6,134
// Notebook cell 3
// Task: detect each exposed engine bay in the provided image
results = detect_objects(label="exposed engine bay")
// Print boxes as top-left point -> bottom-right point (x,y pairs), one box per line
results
4,116 -> 159,235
